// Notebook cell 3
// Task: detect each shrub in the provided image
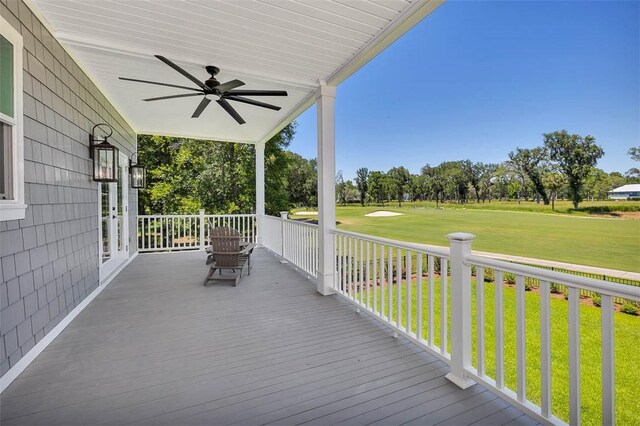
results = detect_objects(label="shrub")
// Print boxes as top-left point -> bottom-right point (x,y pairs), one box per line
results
483,268 -> 495,283
504,273 -> 516,285
524,277 -> 538,291
621,302 -> 640,316
591,293 -> 602,307
550,282 -> 564,294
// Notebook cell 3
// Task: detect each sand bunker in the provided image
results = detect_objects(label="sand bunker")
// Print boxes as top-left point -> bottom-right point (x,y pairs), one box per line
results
294,211 -> 318,216
365,211 -> 404,217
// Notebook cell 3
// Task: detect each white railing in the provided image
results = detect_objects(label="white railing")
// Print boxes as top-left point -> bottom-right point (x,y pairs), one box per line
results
261,213 -> 318,278
282,217 -> 318,278
332,229 -> 453,361
328,230 -> 640,426
261,214 -> 283,256
137,211 -> 256,252
464,247 -> 640,426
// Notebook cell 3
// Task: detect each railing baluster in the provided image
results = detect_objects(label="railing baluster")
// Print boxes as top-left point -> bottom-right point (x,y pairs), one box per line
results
337,235 -> 342,293
380,244 -> 385,318
516,274 -> 526,403
416,253 -> 423,340
568,286 -> 581,426
540,280 -> 551,418
601,293 -> 615,426
387,246 -> 393,320
366,241 -> 371,309
440,258 -> 448,355
428,254 -> 434,347
359,239 -> 364,305
348,237 -> 353,299
495,270 -> 504,389
476,266 -> 485,377
406,251 -> 412,334
396,248 -> 402,327
373,243 -> 378,315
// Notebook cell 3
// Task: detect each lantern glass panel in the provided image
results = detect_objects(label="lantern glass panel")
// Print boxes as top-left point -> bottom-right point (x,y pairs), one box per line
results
130,165 -> 146,188
93,142 -> 118,182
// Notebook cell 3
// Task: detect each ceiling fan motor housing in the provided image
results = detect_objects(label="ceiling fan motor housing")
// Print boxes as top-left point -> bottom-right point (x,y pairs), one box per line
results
205,65 -> 221,89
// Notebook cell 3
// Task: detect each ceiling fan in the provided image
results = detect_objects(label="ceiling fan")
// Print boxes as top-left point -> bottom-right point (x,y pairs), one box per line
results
119,55 -> 288,125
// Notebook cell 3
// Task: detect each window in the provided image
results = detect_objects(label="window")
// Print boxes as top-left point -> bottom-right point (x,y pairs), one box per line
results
0,17 -> 25,221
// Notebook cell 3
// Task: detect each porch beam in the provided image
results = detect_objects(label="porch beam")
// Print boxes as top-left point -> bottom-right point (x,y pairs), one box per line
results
255,142 -> 265,246
316,83 -> 336,295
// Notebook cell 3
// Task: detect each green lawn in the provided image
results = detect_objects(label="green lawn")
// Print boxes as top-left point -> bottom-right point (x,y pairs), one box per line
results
295,202 -> 640,272
353,277 -> 640,425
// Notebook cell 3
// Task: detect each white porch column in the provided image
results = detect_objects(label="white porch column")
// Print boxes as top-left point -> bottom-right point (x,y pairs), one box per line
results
255,142 -> 265,246
316,83 -> 336,295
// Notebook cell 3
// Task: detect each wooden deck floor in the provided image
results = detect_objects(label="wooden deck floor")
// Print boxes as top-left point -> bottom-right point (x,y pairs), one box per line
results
1,249 -> 537,425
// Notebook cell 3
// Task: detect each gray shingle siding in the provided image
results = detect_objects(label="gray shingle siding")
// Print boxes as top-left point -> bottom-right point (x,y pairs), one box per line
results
1,1 -> 138,377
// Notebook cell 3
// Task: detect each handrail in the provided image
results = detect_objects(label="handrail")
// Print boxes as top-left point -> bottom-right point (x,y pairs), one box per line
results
282,217 -> 318,229
466,253 -> 640,300
332,229 -> 450,258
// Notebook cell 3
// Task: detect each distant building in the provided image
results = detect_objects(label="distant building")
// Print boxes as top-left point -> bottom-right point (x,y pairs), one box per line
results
608,184 -> 640,200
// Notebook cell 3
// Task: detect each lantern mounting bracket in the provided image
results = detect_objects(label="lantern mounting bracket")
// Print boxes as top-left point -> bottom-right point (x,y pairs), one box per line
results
89,123 -> 114,159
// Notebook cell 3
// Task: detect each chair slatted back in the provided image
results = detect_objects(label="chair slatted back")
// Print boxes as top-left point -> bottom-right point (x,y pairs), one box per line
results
210,227 -> 241,267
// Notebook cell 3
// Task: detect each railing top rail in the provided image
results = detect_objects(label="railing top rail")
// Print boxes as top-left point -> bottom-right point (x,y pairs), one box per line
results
331,229 -> 450,258
138,214 -> 199,219
205,214 -> 256,218
466,253 -> 640,300
282,218 -> 319,229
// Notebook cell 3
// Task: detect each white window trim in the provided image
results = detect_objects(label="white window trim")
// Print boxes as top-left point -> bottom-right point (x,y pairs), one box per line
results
0,15 -> 26,221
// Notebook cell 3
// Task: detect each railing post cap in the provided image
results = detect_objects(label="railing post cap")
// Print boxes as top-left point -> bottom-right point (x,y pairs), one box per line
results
447,232 -> 476,242
280,211 -> 289,217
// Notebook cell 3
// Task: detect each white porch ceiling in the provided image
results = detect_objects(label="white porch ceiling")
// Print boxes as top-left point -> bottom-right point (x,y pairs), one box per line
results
30,0 -> 442,143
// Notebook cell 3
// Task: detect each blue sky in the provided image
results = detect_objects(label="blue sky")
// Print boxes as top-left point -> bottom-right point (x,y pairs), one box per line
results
287,0 -> 640,181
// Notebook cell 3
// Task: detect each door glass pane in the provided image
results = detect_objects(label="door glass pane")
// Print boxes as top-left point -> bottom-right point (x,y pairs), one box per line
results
101,183 -> 110,263
0,35 -> 14,118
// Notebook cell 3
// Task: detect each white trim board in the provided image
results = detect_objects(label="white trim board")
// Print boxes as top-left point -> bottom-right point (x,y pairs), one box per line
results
0,252 -> 138,394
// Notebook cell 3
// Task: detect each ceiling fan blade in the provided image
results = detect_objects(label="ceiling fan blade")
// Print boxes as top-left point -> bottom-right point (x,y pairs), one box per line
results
225,95 -> 281,111
192,97 -> 212,118
216,98 -> 246,124
143,93 -> 204,102
155,55 -> 206,89
225,89 -> 288,97
119,77 -> 202,92
215,79 -> 245,93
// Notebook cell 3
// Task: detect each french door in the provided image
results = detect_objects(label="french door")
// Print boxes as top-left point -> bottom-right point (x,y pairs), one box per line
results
99,152 -> 129,281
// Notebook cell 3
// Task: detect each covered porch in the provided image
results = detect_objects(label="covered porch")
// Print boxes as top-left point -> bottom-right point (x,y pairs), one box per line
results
0,249 -> 533,425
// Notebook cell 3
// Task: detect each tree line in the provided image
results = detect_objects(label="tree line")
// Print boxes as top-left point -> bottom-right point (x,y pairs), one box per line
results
338,131 -> 639,210
138,126 -> 639,215
137,123 -> 317,215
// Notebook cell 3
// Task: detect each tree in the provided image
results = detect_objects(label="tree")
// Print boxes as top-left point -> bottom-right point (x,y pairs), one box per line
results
354,167 -> 369,206
285,152 -> 317,208
479,163 -> 498,203
336,171 -> 347,206
508,147 -> 550,204
388,166 -> 411,207
421,164 -> 446,207
627,146 -> 640,180
543,172 -> 566,211
544,130 -> 604,209
369,171 -> 390,206
138,123 -> 296,215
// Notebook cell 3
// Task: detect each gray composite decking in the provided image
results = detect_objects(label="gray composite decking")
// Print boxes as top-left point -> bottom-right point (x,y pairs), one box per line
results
1,249 -> 538,425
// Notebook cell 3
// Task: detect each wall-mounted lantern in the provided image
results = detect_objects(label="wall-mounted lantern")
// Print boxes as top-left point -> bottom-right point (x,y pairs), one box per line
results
89,123 -> 118,182
129,153 -> 146,189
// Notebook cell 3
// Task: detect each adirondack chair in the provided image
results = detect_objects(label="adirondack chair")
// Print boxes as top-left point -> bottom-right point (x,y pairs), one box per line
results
204,227 -> 254,286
